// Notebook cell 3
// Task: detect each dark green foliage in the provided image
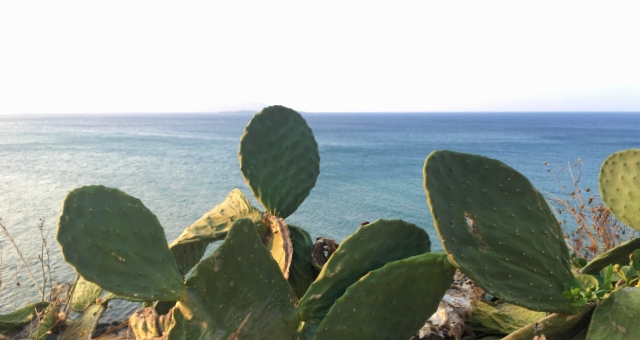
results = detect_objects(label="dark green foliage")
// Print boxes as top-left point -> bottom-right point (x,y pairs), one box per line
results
587,287 -> 640,339
165,218 -> 298,339
57,185 -> 185,301
298,219 -> 431,323
238,105 -> 320,219
314,253 -> 455,340
169,188 -> 264,275
288,225 -> 316,299
581,238 -> 640,275
599,149 -> 640,231
424,150 -> 577,313
0,302 -> 49,332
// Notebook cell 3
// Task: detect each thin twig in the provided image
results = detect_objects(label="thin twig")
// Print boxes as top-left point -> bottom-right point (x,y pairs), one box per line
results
0,218 -> 44,300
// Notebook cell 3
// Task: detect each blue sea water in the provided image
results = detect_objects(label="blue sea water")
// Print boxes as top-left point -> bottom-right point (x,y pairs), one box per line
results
1,112 -> 639,318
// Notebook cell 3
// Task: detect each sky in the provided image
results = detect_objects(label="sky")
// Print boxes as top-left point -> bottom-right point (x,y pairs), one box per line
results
1,1 -> 639,114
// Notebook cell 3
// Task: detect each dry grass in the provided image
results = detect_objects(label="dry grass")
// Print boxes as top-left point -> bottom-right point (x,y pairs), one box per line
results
543,159 -> 638,261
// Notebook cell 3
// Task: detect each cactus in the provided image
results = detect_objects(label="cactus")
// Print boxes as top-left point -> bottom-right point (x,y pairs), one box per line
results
298,219 -> 431,323
262,213 -> 294,279
169,188 -> 265,275
30,303 -> 58,340
587,287 -> 640,339
165,218 -> 298,339
581,238 -> 640,275
238,105 -> 320,219
599,149 -> 640,231
60,303 -> 106,340
57,185 -> 186,301
313,252 -> 455,340
0,302 -> 49,332
69,276 -> 103,313
502,306 -> 594,340
423,150 -> 577,313
129,307 -> 174,339
296,321 -> 318,340
466,300 -> 546,336
288,225 -> 316,299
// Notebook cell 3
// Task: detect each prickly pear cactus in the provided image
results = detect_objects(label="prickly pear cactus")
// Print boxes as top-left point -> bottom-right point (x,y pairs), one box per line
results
502,306 -> 594,340
169,188 -> 264,275
298,219 -> 431,323
129,307 -> 171,339
599,149 -> 640,230
57,185 -> 186,301
296,321 -> 318,340
263,213 -> 293,279
60,303 -> 106,340
166,218 -> 299,340
30,303 -> 58,340
0,302 -> 49,332
423,151 -> 577,313
581,238 -> 640,275
70,276 -> 103,313
466,300 -> 546,336
314,252 -> 455,340
238,105 -> 320,219
587,287 -> 640,340
288,225 -> 316,299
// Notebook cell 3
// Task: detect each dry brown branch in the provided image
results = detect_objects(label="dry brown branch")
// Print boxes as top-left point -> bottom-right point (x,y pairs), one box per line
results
0,217 -> 44,300
543,160 -> 638,261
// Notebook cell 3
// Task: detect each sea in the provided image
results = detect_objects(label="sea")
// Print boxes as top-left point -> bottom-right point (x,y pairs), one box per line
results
1,112 -> 639,319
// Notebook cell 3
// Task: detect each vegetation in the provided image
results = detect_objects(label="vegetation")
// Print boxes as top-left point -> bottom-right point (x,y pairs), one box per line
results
1,105 -> 640,339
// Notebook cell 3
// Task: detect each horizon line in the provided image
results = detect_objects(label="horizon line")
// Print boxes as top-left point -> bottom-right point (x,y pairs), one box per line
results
2,110 -> 640,116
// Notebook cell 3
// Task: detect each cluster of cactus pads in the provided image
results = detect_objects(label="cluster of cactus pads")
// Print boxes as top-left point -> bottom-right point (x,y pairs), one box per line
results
2,104 -> 640,339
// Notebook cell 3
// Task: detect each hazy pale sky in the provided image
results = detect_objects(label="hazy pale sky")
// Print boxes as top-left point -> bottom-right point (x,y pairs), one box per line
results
1,1 -> 639,114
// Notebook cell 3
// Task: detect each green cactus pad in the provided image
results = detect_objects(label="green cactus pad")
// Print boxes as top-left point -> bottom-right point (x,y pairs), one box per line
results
599,149 -> 640,230
30,303 -> 58,340
581,238 -> 640,275
502,307 -> 594,340
298,219 -> 431,323
424,150 -> 576,313
57,185 -> 186,301
238,105 -> 320,219
0,302 -> 49,331
466,300 -> 547,336
166,218 -> 299,340
288,225 -> 316,299
60,303 -> 106,340
314,252 -> 455,340
169,188 -> 264,275
587,287 -> 640,339
70,276 -> 103,313
297,321 -> 318,340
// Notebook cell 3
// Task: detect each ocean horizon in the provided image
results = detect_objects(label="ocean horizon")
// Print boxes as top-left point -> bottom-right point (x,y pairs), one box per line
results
1,111 -> 639,318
